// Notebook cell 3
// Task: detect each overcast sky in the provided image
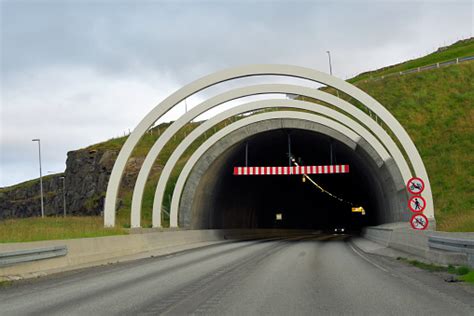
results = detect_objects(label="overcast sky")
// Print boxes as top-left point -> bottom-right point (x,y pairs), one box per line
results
1,0 -> 472,187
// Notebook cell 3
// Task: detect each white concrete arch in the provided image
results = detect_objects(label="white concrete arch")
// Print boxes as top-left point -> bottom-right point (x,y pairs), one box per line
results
151,99 -> 400,228
168,110 -> 403,228
104,64 -> 433,227
130,84 -> 413,228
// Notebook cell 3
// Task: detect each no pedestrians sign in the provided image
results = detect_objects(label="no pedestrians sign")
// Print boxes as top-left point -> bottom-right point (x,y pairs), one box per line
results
408,196 -> 426,213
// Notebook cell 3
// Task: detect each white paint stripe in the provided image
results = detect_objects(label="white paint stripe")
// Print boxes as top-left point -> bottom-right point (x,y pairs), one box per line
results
329,165 -> 334,173
336,165 -> 340,173
324,165 -> 328,174
348,243 -> 389,272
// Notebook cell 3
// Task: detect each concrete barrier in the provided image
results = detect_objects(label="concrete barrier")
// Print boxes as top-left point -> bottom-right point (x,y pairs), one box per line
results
0,229 -> 311,280
362,223 -> 472,267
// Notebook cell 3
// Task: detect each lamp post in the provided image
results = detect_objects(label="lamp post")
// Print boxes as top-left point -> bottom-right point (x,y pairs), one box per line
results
326,50 -> 333,76
59,176 -> 66,217
326,51 -> 340,97
32,139 -> 44,218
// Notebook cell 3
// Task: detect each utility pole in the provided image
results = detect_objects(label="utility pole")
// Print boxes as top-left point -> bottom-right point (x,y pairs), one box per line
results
326,51 -> 340,98
326,51 -> 333,76
59,176 -> 66,216
32,139 -> 44,218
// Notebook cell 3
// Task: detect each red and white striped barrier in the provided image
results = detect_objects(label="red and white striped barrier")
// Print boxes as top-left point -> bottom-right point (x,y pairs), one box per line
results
233,165 -> 349,175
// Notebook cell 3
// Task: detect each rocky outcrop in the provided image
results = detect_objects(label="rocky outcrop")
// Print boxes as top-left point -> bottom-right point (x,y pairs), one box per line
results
0,146 -> 156,219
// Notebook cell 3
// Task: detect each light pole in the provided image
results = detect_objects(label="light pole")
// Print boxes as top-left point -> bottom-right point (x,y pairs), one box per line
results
326,51 -> 333,76
326,51 -> 340,97
59,176 -> 66,217
32,139 -> 44,218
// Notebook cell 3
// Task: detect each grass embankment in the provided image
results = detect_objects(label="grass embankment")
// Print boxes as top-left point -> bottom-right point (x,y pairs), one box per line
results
354,61 -> 474,232
349,38 -> 474,83
0,217 -> 127,243
397,257 -> 474,284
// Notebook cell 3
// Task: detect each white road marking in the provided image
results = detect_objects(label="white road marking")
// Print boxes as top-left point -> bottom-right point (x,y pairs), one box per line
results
348,242 -> 389,273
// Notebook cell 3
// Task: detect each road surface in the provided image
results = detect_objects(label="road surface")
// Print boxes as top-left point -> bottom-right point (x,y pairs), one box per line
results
1,234 -> 473,315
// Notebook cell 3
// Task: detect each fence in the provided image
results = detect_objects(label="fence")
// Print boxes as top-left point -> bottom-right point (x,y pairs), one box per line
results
361,55 -> 474,83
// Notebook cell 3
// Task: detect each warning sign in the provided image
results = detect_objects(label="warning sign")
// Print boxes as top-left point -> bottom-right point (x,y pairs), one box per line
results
410,214 -> 429,230
408,196 -> 426,213
407,177 -> 425,195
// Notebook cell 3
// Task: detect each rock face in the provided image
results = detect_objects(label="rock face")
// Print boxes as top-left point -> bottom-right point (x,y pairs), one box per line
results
0,147 -> 147,219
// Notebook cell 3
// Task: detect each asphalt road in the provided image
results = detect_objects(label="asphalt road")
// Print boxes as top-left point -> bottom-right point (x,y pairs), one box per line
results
1,233 -> 473,315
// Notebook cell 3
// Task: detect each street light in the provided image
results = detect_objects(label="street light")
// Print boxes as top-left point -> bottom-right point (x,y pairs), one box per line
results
326,51 -> 333,76
32,139 -> 44,218
326,51 -> 340,97
59,176 -> 67,217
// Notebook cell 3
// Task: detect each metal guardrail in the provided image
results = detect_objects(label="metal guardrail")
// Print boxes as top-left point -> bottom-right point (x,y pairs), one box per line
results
0,246 -> 68,267
364,55 -> 474,82
428,236 -> 474,254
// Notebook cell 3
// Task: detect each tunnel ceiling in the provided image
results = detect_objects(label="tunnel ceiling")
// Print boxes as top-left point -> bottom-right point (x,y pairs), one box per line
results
183,125 -> 408,231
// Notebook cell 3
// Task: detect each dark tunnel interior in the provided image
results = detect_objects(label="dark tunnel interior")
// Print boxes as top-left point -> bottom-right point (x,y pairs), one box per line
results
189,129 -> 389,232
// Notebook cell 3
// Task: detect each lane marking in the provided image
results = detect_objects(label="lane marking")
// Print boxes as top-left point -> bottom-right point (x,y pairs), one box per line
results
348,242 -> 389,273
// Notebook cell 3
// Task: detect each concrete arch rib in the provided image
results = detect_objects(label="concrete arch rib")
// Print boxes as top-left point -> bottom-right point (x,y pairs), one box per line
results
104,64 -> 433,227
168,110 -> 397,228
152,99 -> 399,228
131,84 -> 412,228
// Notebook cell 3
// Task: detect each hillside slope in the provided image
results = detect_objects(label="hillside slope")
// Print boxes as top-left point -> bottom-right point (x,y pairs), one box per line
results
354,62 -> 473,231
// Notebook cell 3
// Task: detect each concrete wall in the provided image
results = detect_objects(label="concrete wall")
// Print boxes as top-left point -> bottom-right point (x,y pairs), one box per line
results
0,229 -> 311,280
361,223 -> 474,267
181,118 -> 408,229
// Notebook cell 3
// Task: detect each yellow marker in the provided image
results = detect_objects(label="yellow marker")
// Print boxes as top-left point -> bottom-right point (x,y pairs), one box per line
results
352,206 -> 366,215
302,176 -> 306,183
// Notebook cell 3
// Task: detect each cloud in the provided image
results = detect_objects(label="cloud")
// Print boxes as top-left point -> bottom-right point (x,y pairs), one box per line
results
1,0 -> 472,186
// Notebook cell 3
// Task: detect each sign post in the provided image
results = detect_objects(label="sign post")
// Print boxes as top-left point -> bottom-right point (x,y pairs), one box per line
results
406,177 -> 428,230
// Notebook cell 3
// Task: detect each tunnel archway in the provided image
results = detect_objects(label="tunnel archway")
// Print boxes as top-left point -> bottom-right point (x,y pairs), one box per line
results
180,117 -> 408,230
103,64 -> 434,230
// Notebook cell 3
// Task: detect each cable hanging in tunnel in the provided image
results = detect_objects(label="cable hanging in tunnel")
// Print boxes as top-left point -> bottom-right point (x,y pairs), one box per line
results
289,155 -> 359,209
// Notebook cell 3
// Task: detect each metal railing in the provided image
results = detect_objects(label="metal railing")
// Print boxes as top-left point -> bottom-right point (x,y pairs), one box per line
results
0,245 -> 68,267
428,235 -> 474,253
361,55 -> 474,82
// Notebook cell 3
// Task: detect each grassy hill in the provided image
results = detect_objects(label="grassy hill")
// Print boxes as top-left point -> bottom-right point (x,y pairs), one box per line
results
354,61 -> 473,231
349,38 -> 474,83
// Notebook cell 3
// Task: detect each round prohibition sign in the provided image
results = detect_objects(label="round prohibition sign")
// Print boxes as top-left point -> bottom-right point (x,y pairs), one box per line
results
408,195 -> 426,213
407,177 -> 425,195
410,214 -> 429,230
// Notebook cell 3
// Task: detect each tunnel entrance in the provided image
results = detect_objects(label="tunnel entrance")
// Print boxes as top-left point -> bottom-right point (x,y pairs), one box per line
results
184,126 -> 398,231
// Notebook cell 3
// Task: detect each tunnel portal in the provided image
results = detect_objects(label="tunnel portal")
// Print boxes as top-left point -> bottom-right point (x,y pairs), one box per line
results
183,126 -> 403,231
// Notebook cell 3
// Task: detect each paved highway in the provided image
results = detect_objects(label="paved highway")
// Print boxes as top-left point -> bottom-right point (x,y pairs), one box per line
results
1,234 -> 473,315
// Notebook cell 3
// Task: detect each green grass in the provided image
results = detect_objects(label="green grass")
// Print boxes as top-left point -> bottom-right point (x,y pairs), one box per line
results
0,217 -> 127,243
459,271 -> 474,284
354,61 -> 474,232
349,38 -> 474,83
0,280 -> 13,287
397,257 -> 473,284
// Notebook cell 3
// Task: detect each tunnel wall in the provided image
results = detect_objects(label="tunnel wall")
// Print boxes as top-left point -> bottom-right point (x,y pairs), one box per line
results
180,118 -> 408,229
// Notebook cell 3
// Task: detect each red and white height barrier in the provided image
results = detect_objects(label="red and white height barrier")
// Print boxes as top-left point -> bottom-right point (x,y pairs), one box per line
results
233,165 -> 349,176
